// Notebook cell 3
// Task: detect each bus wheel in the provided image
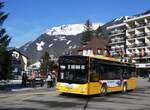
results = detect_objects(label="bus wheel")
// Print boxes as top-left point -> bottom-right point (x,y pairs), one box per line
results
122,83 -> 127,93
100,84 -> 107,96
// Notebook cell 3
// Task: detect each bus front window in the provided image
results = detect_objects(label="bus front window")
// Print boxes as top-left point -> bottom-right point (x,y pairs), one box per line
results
58,64 -> 88,84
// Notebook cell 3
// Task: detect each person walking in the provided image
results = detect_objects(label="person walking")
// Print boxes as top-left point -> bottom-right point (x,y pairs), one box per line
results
21,72 -> 28,88
31,70 -> 36,87
46,73 -> 52,88
52,73 -> 56,87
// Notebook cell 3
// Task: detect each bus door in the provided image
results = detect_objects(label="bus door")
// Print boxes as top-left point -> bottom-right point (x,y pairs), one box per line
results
123,66 -> 137,90
88,58 -> 100,95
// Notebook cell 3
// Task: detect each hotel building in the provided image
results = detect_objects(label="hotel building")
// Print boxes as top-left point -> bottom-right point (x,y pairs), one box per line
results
107,11 -> 150,76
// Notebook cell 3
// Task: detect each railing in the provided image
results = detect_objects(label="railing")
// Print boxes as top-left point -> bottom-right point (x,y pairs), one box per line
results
126,22 -> 150,30
134,43 -> 146,47
110,39 -> 125,44
126,35 -> 135,39
109,30 -> 125,36
135,23 -> 146,28
135,33 -> 145,38
144,52 -> 150,57
146,32 -> 150,36
127,32 -> 150,39
133,52 -> 150,57
127,44 -> 135,48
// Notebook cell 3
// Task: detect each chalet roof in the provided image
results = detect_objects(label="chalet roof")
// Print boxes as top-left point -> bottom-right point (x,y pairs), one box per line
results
7,47 -> 29,59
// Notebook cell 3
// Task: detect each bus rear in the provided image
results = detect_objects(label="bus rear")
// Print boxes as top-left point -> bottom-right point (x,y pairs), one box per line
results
56,56 -> 89,95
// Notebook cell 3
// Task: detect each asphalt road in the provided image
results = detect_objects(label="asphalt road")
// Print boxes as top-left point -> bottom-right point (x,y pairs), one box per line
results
0,78 -> 150,110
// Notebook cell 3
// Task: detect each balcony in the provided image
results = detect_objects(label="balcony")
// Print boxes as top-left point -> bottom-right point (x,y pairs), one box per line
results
127,21 -> 146,29
135,23 -> 146,28
126,50 -> 132,56
145,37 -> 150,46
109,40 -> 125,45
126,22 -> 136,29
109,30 -> 125,37
146,32 -> 150,36
145,22 -> 150,27
134,53 -> 146,58
134,53 -> 140,57
135,33 -> 145,38
127,44 -> 135,48
126,34 -> 136,39
145,52 -> 150,57
135,43 -> 146,47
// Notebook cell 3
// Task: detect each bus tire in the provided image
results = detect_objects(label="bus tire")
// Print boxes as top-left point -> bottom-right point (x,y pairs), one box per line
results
100,84 -> 107,96
122,83 -> 127,93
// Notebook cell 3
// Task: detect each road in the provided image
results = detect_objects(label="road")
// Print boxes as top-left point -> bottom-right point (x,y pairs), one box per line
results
0,78 -> 150,110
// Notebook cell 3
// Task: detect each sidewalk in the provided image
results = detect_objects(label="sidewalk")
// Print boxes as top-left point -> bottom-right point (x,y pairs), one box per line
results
0,80 -> 55,92
11,86 -> 55,92
0,86 -> 55,94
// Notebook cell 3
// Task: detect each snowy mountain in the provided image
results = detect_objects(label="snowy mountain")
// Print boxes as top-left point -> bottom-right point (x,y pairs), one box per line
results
19,23 -> 102,63
46,23 -> 101,36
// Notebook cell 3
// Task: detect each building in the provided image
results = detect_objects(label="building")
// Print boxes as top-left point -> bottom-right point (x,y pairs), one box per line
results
107,10 -> 150,76
107,22 -> 126,59
8,48 -> 29,79
72,37 -> 110,56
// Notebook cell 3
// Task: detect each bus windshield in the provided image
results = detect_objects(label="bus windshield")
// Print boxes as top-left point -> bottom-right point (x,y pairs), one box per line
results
58,56 -> 88,84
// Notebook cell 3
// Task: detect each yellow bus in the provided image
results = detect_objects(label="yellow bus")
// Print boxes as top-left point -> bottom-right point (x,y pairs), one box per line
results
56,55 -> 137,95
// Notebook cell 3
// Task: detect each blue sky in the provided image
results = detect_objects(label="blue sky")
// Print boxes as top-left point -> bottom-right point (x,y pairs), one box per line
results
3,0 -> 150,47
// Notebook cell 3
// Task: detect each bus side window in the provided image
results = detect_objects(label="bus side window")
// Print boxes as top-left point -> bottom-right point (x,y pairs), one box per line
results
112,66 -> 123,80
107,67 -> 113,80
100,64 -> 112,80
123,67 -> 130,79
90,61 -> 99,82
99,65 -> 105,80
123,68 -> 127,79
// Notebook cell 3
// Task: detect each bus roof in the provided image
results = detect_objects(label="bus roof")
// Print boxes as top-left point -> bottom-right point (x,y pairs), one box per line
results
90,55 -> 119,62
59,55 -> 134,66
89,55 -> 135,67
60,55 -> 119,62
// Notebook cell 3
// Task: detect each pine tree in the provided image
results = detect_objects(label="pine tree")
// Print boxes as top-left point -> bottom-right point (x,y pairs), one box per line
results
40,52 -> 54,77
81,19 -> 93,44
95,25 -> 105,38
0,1 -> 11,80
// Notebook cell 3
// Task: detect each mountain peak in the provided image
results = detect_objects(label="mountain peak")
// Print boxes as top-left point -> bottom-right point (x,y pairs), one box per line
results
45,23 -> 102,36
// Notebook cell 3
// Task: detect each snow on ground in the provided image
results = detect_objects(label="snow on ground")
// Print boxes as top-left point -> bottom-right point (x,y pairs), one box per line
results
59,36 -> 67,41
72,45 -> 77,49
23,47 -> 27,51
49,43 -> 54,48
36,41 -> 45,51
53,39 -> 58,41
66,40 -> 71,45
11,87 -> 46,92
46,23 -> 102,36
68,46 -> 72,49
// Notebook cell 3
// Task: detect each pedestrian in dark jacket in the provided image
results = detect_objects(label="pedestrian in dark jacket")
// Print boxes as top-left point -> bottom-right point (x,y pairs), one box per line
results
22,72 -> 28,88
